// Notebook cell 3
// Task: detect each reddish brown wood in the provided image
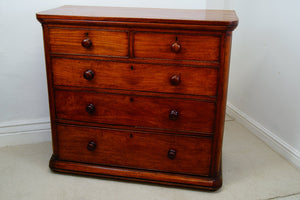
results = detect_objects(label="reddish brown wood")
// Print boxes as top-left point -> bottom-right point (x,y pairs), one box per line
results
167,149 -> 177,160
81,38 -> 92,48
54,90 -> 216,133
51,58 -> 218,97
41,24 -> 59,157
85,104 -> 96,114
169,110 -> 179,121
211,31 -> 234,177
54,85 -> 217,102
37,6 -> 238,191
50,155 -> 222,190
170,74 -> 181,86
49,28 -> 129,57
83,69 -> 94,81
86,141 -> 97,151
36,5 -> 238,27
171,42 -> 181,53
133,32 -> 221,61
56,124 -> 212,175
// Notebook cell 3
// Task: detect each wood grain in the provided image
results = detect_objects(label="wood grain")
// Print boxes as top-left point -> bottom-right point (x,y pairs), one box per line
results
51,58 -> 218,97
37,6 -> 238,190
50,155 -> 222,190
49,28 -> 129,57
37,5 -> 238,27
57,124 -> 212,176
54,90 -> 216,133
134,32 -> 221,62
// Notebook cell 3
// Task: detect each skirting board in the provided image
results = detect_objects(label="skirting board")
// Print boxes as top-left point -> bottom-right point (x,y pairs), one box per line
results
226,102 -> 300,169
0,118 -> 51,147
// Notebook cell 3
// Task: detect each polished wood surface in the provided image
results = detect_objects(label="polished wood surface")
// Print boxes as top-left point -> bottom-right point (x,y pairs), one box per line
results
37,5 -> 238,27
83,69 -> 94,81
37,6 -> 238,191
81,38 -> 93,49
169,74 -> 181,86
50,155 -> 222,190
49,28 -> 128,57
134,32 -> 220,61
171,42 -> 181,53
54,90 -> 216,133
57,124 -> 212,175
51,58 -> 218,97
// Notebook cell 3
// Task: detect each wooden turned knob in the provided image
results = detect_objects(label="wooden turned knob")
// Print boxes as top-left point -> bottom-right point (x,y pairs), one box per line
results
170,75 -> 181,86
87,141 -> 97,151
83,69 -> 94,80
86,104 -> 96,114
171,42 -> 181,53
81,38 -> 92,48
168,149 -> 176,160
169,110 -> 179,121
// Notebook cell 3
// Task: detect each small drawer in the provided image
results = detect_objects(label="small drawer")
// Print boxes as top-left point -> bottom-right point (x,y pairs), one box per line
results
55,90 -> 216,134
52,58 -> 218,97
49,28 -> 129,57
134,32 -> 221,62
57,124 -> 212,176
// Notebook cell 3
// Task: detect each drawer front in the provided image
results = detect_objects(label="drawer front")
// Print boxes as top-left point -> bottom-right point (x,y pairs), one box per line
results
57,124 -> 212,176
55,90 -> 216,133
49,28 -> 129,57
52,58 -> 218,97
134,32 -> 221,62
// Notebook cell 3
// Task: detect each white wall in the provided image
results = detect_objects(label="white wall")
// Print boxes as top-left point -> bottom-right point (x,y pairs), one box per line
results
206,0 -> 224,9
0,0 -> 206,146
219,0 -> 300,167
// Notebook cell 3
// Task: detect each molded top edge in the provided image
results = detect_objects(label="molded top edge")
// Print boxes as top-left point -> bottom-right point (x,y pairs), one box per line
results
36,5 -> 238,28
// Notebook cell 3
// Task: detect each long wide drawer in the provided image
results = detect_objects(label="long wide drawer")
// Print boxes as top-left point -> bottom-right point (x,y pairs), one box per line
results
52,58 -> 218,97
55,90 -> 216,133
49,28 -> 129,57
134,32 -> 221,62
57,124 -> 212,176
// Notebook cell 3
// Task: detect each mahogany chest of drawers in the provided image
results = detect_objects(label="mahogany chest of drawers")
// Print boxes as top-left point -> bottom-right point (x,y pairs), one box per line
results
37,5 -> 238,190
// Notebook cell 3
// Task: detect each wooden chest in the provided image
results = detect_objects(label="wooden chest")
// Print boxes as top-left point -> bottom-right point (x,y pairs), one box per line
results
37,6 -> 238,190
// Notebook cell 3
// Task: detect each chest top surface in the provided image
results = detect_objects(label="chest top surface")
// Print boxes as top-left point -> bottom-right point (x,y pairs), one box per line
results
36,5 -> 238,28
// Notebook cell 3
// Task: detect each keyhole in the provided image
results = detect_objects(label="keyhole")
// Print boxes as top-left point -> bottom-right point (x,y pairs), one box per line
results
85,32 -> 89,36
130,66 -> 134,70
175,36 -> 178,41
130,97 -> 134,102
130,134 -> 133,138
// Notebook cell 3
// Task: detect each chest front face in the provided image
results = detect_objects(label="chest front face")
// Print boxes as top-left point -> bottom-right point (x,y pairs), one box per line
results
37,5 -> 238,191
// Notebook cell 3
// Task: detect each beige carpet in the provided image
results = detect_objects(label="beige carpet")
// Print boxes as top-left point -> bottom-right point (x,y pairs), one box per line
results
1,119 -> 300,200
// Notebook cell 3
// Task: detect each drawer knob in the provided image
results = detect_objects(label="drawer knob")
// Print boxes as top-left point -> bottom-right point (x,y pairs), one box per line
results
81,38 -> 92,48
169,110 -> 179,121
87,141 -> 97,151
171,42 -> 181,53
170,75 -> 181,86
83,69 -> 94,80
168,149 -> 176,160
86,104 -> 96,114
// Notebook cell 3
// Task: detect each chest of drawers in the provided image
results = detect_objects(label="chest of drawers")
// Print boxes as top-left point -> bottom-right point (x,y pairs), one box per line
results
37,5 -> 238,191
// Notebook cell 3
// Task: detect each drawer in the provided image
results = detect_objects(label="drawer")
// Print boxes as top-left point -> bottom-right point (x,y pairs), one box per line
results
52,58 -> 218,97
134,32 -> 221,62
55,90 -> 216,133
57,124 -> 212,176
49,28 -> 129,57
